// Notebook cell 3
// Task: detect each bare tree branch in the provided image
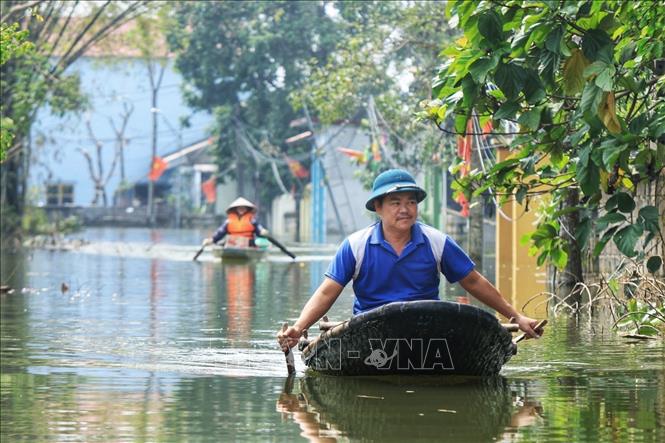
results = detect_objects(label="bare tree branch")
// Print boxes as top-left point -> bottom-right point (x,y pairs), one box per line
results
77,147 -> 98,184
0,0 -> 47,24
44,1 -> 78,61
49,0 -> 112,75
53,1 -> 147,75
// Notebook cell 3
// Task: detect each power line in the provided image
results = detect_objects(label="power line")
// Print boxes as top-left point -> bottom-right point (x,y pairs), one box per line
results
35,124 -> 211,144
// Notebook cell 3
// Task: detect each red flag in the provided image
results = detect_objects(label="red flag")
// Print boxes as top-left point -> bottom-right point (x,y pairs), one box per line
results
286,157 -> 309,179
202,177 -> 216,203
148,156 -> 168,182
455,120 -> 474,217
337,147 -> 366,163
454,119 -> 495,217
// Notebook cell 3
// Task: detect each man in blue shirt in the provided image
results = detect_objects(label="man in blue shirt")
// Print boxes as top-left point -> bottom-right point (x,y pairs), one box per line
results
278,169 -> 542,351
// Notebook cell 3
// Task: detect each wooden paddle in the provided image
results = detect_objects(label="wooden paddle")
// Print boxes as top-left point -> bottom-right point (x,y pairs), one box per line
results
513,319 -> 548,344
281,322 -> 296,375
193,240 -> 210,261
260,234 -> 296,259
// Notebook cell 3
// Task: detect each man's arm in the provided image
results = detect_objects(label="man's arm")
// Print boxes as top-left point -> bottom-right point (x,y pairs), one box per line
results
459,270 -> 541,338
278,277 -> 344,350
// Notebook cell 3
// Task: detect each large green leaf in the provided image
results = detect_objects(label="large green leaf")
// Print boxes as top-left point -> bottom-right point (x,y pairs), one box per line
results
583,61 -> 607,77
594,65 -> 614,91
594,226 -> 618,256
613,224 -> 644,257
576,146 -> 600,196
596,211 -> 626,230
523,69 -> 546,104
494,100 -> 520,120
646,256 -> 663,274
461,74 -> 478,107
539,49 -> 561,86
551,246 -> 568,270
580,81 -> 603,114
605,192 -> 635,212
616,192 -> 636,213
517,108 -> 541,130
576,217 -> 592,249
582,28 -> 613,62
494,62 -> 527,99
638,205 -> 661,233
477,10 -> 504,45
601,140 -> 627,169
468,56 -> 497,82
455,113 -> 468,134
545,25 -> 564,53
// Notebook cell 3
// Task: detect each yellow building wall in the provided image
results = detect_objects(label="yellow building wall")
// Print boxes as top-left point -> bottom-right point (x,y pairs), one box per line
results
495,148 -> 548,318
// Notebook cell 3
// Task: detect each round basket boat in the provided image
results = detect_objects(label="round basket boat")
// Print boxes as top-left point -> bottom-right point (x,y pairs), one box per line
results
301,300 -> 516,376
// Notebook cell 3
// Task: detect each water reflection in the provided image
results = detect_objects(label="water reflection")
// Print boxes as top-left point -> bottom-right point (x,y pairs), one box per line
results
276,374 -> 547,442
223,264 -> 254,342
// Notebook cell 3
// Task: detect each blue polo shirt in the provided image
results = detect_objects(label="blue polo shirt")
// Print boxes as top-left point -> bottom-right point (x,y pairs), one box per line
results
325,221 -> 475,314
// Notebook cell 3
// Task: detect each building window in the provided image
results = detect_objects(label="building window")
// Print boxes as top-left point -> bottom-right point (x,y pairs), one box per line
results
46,183 -> 75,206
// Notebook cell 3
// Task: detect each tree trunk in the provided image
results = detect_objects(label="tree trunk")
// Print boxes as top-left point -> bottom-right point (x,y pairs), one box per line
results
0,148 -> 26,235
558,188 -> 584,308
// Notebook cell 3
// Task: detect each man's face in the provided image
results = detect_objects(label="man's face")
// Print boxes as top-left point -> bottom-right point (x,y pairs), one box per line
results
236,206 -> 250,216
374,191 -> 418,232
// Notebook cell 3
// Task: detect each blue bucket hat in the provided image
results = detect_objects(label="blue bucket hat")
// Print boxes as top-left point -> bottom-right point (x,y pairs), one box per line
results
365,169 -> 427,211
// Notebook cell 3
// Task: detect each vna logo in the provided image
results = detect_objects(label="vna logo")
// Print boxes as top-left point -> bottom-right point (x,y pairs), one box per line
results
364,338 -> 454,370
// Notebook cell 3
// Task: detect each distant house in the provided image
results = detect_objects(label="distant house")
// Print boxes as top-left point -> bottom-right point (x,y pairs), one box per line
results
29,21 -> 213,208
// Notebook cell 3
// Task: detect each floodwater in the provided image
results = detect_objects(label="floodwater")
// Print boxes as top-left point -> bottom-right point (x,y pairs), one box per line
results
1,228 -> 663,442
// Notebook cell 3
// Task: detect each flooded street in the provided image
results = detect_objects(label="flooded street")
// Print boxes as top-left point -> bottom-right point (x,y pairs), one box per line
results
1,228 -> 663,442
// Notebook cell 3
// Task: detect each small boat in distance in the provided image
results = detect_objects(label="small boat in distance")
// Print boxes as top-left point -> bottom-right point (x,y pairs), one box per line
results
212,245 -> 268,261
212,235 -> 270,261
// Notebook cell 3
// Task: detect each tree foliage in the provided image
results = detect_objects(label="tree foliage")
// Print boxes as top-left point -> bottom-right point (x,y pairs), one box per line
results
166,1 -> 341,208
425,0 -> 664,274
0,22 -> 34,160
294,1 -> 456,188
0,0 -> 145,234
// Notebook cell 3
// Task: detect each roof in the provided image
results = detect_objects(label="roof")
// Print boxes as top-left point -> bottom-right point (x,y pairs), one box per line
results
162,137 -> 217,169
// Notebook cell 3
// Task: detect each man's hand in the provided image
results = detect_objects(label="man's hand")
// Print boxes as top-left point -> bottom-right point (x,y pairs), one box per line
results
513,314 -> 544,339
259,228 -> 269,237
203,238 -> 213,246
277,324 -> 303,352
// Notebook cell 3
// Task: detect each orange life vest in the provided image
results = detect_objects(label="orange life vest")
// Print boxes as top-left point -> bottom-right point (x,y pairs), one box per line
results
227,212 -> 255,238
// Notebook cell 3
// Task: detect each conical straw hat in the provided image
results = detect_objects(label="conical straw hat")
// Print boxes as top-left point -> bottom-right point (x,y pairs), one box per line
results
226,197 -> 257,213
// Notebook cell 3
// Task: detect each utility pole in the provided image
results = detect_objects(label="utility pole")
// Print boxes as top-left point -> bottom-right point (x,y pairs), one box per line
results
303,104 -> 326,244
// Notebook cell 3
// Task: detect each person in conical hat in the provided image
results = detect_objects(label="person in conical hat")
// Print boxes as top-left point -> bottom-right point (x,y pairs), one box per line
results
204,197 -> 268,247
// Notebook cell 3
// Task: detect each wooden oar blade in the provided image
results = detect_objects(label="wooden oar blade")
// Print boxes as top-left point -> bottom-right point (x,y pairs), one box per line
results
282,322 -> 296,375
262,235 -> 296,259
192,246 -> 205,261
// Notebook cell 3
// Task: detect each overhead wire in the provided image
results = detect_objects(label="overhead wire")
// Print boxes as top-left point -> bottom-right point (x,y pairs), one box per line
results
366,96 -> 399,168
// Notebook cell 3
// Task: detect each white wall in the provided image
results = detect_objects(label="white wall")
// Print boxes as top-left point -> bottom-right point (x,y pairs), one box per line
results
319,124 -> 375,242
